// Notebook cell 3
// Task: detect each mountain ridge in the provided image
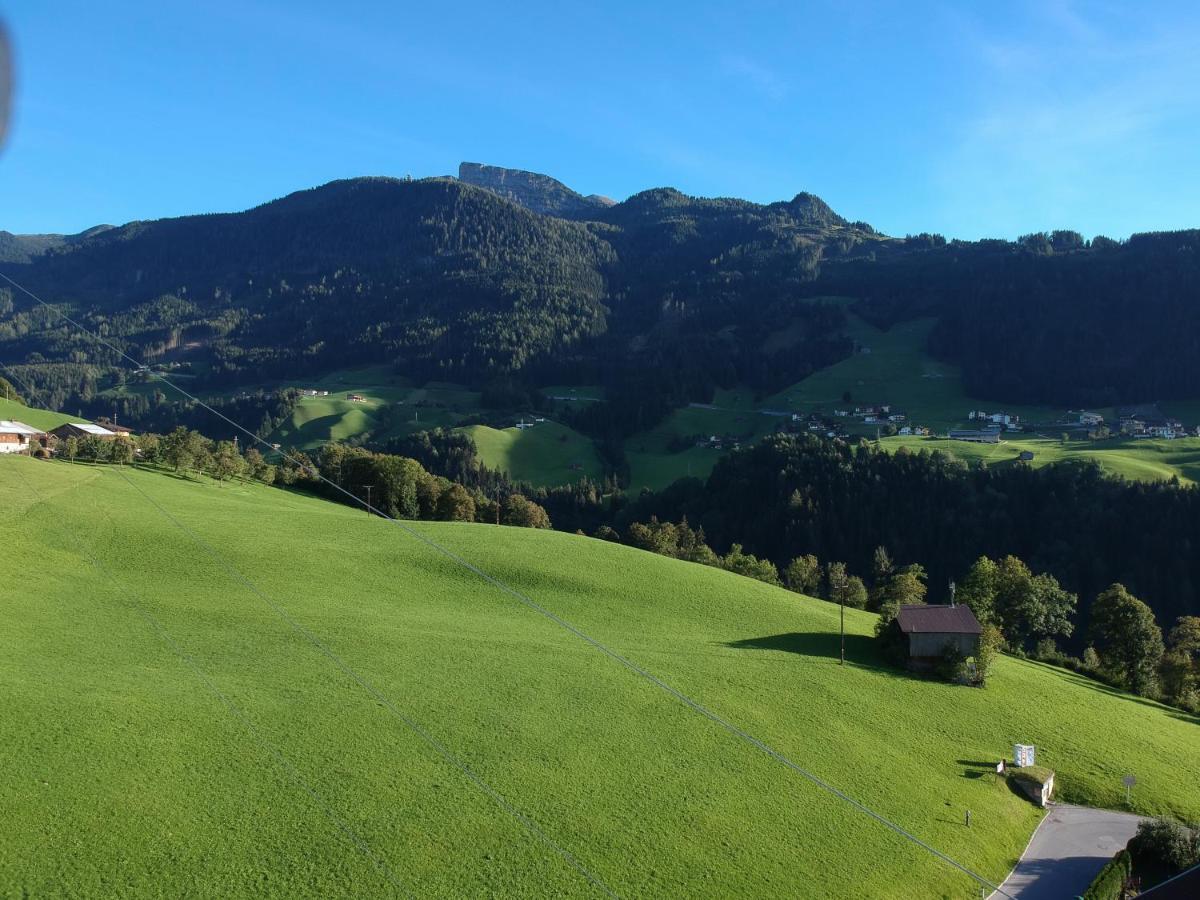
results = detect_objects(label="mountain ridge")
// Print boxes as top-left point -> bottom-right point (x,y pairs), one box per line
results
457,161 -> 616,219
4,164 -> 1200,425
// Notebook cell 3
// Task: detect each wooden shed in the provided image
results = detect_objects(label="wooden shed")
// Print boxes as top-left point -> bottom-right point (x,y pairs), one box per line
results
894,604 -> 982,671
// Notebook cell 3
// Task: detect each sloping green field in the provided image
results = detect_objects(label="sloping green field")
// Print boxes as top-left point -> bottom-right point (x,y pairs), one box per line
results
458,421 -> 604,486
2,457 -> 1197,898
625,389 -> 785,490
266,369 -> 483,451
763,311 -> 1062,433
0,396 -> 90,431
882,435 -> 1200,484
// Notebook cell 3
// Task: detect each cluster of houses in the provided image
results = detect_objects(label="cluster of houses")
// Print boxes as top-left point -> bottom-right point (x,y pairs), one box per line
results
831,403 -> 905,424
968,409 -> 1021,428
822,404 -> 929,437
0,419 -> 133,455
299,389 -> 331,398
1056,408 -> 1198,440
948,404 -> 1200,443
1115,405 -> 1197,440
696,434 -> 744,451
949,410 -> 1023,443
514,417 -> 548,430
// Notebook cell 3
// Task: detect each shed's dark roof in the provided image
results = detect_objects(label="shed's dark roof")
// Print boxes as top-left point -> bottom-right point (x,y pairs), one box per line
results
896,605 -> 982,635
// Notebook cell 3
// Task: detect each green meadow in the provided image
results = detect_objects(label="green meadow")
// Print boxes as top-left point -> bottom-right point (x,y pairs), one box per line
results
265,368 -> 483,451
761,308 -> 1063,433
881,434 -> 1200,485
459,421 -> 604,487
2,456 -> 1197,898
624,389 -> 787,490
0,396 -> 90,430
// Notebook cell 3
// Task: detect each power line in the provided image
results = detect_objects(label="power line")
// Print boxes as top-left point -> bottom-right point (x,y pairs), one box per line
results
0,269 -> 1011,897
5,460 -> 414,898
0,359 -> 617,899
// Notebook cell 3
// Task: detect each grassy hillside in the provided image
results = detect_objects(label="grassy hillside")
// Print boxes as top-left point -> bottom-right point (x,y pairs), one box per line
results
623,310 -> 1200,490
458,421 -> 604,486
263,367 -> 482,450
625,389 -> 785,490
762,309 -> 1063,433
0,396 -> 89,431
881,434 -> 1200,485
2,458 -> 1197,898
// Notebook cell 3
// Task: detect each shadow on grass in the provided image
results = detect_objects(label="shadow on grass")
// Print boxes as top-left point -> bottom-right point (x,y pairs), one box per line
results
1021,658 -> 1200,726
956,759 -> 1008,781
724,631 -> 907,677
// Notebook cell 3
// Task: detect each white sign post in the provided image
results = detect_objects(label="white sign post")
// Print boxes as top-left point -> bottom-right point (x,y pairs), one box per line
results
1014,744 -> 1036,768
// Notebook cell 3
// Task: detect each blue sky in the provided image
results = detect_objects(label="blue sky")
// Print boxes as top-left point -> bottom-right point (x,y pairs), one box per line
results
2,0 -> 1199,239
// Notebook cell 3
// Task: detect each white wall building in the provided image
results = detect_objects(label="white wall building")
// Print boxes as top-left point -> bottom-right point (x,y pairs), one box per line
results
0,420 -> 44,454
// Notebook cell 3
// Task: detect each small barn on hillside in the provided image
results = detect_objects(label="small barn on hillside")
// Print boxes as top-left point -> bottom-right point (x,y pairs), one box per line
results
894,605 -> 982,671
0,420 -> 45,454
49,422 -> 118,441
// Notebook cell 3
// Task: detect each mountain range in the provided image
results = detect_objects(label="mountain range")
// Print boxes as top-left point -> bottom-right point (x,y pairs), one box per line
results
2,163 -> 1199,421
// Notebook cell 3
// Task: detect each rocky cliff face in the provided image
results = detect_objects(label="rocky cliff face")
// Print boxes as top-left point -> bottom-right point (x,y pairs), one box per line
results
458,162 -> 614,219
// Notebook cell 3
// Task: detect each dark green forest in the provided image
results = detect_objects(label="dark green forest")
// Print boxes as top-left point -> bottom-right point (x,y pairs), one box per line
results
0,172 -> 886,422
5,171 -> 1200,435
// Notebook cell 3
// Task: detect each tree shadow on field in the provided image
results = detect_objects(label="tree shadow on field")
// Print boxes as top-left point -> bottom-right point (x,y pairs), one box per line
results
956,759 -> 1004,780
724,631 -> 900,676
1024,658 -> 1200,725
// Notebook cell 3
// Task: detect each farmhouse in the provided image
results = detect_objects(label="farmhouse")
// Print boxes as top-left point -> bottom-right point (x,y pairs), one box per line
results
949,429 -> 1001,443
93,418 -> 133,436
0,420 -> 45,454
49,422 -> 119,441
893,604 -> 982,671
346,393 -> 367,402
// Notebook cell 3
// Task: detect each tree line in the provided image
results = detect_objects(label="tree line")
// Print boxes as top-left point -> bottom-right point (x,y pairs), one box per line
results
58,427 -> 555,530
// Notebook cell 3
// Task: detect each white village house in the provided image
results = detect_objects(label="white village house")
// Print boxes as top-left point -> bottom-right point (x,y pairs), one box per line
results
0,420 -> 45,454
968,410 -> 1020,428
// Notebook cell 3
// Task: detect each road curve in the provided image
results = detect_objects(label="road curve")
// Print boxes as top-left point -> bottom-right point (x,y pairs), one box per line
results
989,804 -> 1145,900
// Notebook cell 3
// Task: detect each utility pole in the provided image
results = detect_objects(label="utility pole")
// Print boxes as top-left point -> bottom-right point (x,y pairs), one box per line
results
949,579 -> 957,607
840,595 -> 845,665
364,484 -> 374,516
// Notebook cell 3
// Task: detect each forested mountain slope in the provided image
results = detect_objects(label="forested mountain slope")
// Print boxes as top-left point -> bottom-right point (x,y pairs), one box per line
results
4,164 -> 1200,425
0,169 -> 885,410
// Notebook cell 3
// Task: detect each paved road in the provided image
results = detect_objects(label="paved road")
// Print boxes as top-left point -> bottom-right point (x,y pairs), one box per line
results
990,804 -> 1145,899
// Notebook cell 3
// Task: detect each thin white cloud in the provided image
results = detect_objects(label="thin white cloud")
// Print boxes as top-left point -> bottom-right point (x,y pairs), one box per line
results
720,53 -> 787,101
929,1 -> 1200,237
